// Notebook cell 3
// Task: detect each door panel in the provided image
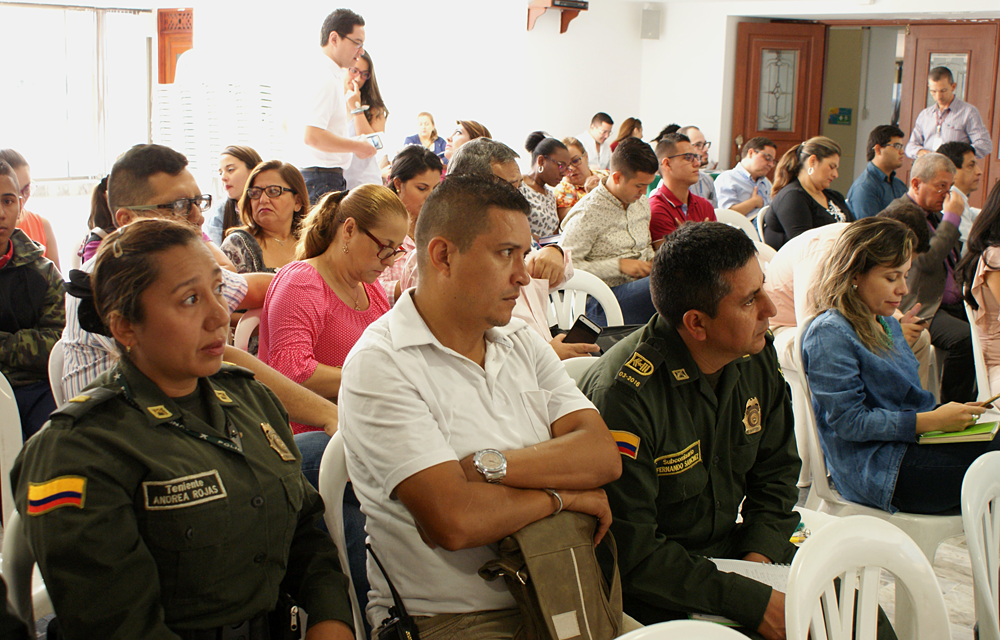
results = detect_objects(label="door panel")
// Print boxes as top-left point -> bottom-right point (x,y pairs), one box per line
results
900,23 -> 998,208
732,22 -> 827,173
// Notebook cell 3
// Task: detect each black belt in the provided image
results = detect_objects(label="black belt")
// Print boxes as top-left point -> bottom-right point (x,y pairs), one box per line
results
176,612 -> 270,640
303,166 -> 343,174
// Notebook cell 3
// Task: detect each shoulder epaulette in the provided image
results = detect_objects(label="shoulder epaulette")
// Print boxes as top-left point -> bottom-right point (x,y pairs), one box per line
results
614,341 -> 666,392
50,387 -> 121,421
217,362 -> 257,379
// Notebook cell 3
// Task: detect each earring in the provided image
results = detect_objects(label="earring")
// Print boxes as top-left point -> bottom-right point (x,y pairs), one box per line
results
126,345 -> 132,355
852,284 -> 858,291
808,167 -> 814,176
343,244 -> 349,254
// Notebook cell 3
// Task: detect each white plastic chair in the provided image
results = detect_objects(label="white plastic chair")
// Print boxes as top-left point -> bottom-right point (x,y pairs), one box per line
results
1,510 -> 55,635
233,308 -> 262,352
47,339 -> 65,406
786,515 -> 951,640
617,619 -> 748,639
753,241 -> 776,270
563,356 -> 597,385
966,301 -> 993,401
318,431 -> 367,640
0,371 -> 23,527
714,208 -> 759,241
547,271 -> 624,330
961,450 -> 1000,640
755,205 -> 769,241
794,315 -> 963,564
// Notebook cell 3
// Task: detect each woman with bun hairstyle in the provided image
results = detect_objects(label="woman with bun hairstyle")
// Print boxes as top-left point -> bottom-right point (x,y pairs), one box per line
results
762,136 -> 853,249
520,131 -> 572,238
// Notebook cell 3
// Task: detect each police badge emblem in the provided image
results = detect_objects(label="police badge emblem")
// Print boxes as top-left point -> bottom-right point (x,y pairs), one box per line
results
261,423 -> 297,461
743,397 -> 762,435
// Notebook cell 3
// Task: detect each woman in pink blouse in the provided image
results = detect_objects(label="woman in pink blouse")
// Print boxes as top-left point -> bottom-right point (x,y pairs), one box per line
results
259,184 -> 408,435
959,181 -> 1000,394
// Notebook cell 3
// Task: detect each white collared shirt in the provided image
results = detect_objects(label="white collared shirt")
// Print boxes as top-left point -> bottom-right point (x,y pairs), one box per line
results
951,185 -> 978,245
287,50 -> 352,170
339,289 -> 594,623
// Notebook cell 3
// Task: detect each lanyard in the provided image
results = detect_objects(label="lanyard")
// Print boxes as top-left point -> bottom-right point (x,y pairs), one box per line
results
119,375 -> 244,454
935,107 -> 950,135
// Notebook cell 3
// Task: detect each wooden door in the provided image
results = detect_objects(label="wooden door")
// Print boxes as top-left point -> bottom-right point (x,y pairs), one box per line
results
158,9 -> 193,85
731,22 -> 827,172
900,23 -> 998,208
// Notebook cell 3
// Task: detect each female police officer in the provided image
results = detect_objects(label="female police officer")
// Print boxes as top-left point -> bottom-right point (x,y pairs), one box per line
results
12,218 -> 355,640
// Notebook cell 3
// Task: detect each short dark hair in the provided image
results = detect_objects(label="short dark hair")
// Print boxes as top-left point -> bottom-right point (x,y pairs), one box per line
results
524,131 -> 567,163
866,125 -> 905,162
654,133 -> 690,162
742,136 -> 776,158
415,174 -> 530,273
590,112 -> 613,127
320,8 -> 364,47
107,144 -> 188,211
0,161 -> 18,192
876,208 -> 931,254
652,124 -> 680,144
389,145 -> 444,189
610,138 -> 658,178
929,66 -> 954,83
650,222 -> 757,328
937,141 -> 976,174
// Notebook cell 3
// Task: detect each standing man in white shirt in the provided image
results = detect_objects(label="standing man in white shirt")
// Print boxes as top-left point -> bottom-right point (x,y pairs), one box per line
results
339,174 -> 622,639
295,9 -> 376,204
905,66 -> 992,160
937,141 -> 983,243
578,112 -> 614,171
714,136 -> 776,219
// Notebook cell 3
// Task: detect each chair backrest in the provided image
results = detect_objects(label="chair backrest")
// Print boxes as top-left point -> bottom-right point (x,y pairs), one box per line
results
233,308 -> 262,352
786,515 -> 951,640
756,205 -> 769,240
793,315 -> 846,507
0,371 -> 23,526
2,510 -> 37,636
563,356 -> 597,385
318,431 -> 367,640
753,241 -> 777,270
965,301 -> 993,401
548,270 -> 624,330
962,450 -> 1000,640
714,208 -> 759,241
48,338 -> 65,406
616,619 -> 748,639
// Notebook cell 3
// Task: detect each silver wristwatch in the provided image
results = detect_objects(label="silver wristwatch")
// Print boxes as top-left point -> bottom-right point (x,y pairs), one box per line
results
473,449 -> 507,483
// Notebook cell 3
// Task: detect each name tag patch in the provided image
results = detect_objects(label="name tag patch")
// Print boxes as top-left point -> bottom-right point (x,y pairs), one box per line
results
655,441 -> 702,476
143,470 -> 227,510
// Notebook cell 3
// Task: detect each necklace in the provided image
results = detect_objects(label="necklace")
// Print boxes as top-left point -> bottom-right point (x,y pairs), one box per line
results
877,316 -> 894,347
264,232 -> 289,246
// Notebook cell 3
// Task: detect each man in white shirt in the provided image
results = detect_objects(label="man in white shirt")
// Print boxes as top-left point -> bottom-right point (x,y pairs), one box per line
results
578,112 -> 614,171
294,9 -> 376,204
339,174 -> 621,639
678,126 -> 717,207
937,141 -> 983,243
714,136 -> 776,219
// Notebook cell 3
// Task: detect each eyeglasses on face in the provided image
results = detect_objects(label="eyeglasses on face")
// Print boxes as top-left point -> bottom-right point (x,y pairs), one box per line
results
349,67 -> 371,81
668,153 -> 702,165
755,151 -> 776,165
691,141 -> 712,151
247,185 -> 294,200
343,34 -> 365,50
542,156 -> 571,174
19,183 -> 35,200
125,195 -> 212,217
568,156 -> 584,167
361,227 -> 407,260
884,142 -> 905,152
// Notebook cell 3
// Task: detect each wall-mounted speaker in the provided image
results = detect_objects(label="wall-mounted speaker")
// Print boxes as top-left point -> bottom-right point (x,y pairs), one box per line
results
641,8 -> 660,40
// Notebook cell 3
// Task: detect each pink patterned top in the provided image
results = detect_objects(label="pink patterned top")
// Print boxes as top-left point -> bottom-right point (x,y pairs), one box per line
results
259,260 -> 390,433
377,235 -> 416,305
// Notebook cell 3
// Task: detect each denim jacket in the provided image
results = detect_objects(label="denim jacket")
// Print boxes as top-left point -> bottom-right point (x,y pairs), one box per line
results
802,310 -> 935,512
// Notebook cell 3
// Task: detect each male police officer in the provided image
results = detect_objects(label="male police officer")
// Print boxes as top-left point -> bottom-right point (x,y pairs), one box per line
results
581,222 -> 799,639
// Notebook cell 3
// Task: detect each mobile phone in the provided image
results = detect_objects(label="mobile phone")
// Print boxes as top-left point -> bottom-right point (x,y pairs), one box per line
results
367,133 -> 383,150
982,390 -> 1000,407
563,315 -> 602,345
914,315 -> 933,326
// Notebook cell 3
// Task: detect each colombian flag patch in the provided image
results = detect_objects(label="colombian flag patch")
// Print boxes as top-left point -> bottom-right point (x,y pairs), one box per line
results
611,431 -> 641,459
27,476 -> 86,515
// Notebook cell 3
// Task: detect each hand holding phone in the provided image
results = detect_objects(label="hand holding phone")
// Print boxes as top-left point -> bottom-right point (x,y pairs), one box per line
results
563,315 -> 602,345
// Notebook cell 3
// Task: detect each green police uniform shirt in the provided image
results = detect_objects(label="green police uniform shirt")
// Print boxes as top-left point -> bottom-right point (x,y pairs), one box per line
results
581,315 -> 801,630
12,358 -> 353,640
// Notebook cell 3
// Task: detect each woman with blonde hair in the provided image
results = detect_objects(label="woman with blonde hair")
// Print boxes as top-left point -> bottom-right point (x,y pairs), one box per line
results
803,216 -> 993,514
762,136 -> 853,249
609,117 -> 642,153
221,159 -> 309,274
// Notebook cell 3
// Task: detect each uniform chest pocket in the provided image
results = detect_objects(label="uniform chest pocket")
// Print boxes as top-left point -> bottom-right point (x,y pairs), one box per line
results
520,390 -> 553,441
656,455 -> 709,504
277,472 -> 306,554
731,437 -> 761,476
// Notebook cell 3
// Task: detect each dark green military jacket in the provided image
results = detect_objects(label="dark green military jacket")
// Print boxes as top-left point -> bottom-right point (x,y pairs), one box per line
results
12,358 -> 353,640
581,316 -> 800,630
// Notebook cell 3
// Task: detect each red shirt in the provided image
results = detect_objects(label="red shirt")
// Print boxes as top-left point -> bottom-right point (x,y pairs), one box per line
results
648,182 -> 716,242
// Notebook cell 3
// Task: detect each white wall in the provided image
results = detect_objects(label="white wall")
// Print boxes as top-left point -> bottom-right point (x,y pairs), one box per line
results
851,26 -> 902,180
638,0 -> 1000,171
188,0 -> 645,171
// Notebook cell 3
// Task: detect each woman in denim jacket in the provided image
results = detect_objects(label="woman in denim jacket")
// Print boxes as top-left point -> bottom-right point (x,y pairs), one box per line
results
803,217 -> 995,514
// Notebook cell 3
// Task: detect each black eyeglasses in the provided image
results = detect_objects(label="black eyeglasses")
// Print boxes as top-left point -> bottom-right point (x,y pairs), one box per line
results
568,156 -> 585,167
247,185 -> 294,200
543,156 -> 571,174
343,34 -> 365,50
125,195 -> 212,217
668,153 -> 702,165
361,228 -> 407,260
349,67 -> 371,81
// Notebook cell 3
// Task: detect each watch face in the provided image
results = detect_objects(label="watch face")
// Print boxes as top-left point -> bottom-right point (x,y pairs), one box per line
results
479,451 -> 504,471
